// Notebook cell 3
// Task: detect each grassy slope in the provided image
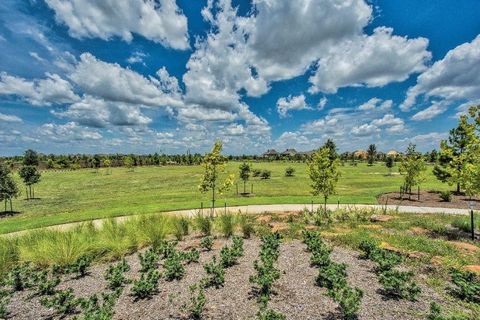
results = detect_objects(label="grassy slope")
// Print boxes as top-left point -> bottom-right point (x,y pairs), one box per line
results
0,161 -> 447,234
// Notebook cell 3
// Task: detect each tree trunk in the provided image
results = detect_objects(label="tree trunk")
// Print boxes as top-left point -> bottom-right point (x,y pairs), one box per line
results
244,180 -> 246,194
324,196 -> 327,213
9,198 -> 12,212
456,183 -> 460,194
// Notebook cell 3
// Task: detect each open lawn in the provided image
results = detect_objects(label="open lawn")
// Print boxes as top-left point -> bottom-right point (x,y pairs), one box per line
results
0,162 -> 447,234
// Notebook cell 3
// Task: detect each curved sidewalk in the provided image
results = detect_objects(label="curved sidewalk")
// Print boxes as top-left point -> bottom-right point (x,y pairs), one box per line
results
2,203 -> 472,237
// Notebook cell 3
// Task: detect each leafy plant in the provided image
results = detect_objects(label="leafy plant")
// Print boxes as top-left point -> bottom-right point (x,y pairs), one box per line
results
35,270 -> 60,296
427,302 -> 469,320
180,249 -> 200,264
358,240 -> 377,259
105,258 -> 130,290
450,269 -> 480,302
250,258 -> 280,306
78,290 -> 120,320
232,236 -> 244,257
315,262 -> 348,290
203,256 -> 224,288
163,253 -> 185,281
329,286 -> 363,320
252,169 -> 262,177
439,191 -> 452,202
41,288 -> 79,316
378,269 -> 421,301
0,291 -> 10,319
186,283 -> 206,320
260,170 -> 272,180
131,269 -> 161,299
157,240 -> 178,259
284,167 -> 295,177
371,249 -> 404,273
67,255 -> 92,278
138,249 -> 159,272
257,308 -> 287,320
6,262 -> 36,291
220,245 -> 238,268
200,236 -> 213,251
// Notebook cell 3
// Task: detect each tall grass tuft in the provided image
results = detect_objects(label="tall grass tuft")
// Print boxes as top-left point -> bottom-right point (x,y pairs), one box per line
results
172,216 -> 190,241
133,214 -> 170,250
218,213 -> 235,238
95,218 -> 138,259
237,213 -> 254,239
0,237 -> 19,276
194,212 -> 212,236
19,227 -> 94,267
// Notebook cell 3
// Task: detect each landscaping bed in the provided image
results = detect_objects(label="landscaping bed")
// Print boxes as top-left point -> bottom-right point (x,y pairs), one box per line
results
378,191 -> 480,210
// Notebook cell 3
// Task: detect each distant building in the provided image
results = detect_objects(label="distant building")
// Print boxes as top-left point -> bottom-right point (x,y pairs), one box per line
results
281,149 -> 298,157
386,150 -> 400,158
298,150 -> 315,157
354,150 -> 368,160
262,149 -> 279,157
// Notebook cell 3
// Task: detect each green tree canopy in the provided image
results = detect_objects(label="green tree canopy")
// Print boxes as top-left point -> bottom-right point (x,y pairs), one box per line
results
239,162 -> 251,194
307,146 -> 341,212
399,144 -> 426,196
0,163 -> 20,212
23,149 -> 39,166
199,141 -> 229,211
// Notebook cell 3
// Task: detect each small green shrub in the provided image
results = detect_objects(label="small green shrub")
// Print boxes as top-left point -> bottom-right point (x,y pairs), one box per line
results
67,255 -> 92,277
180,249 -> 200,264
450,269 -> 480,303
41,288 -> 78,316
35,270 -> 60,296
220,245 -> 238,268
186,283 -> 206,320
203,256 -> 224,288
260,170 -> 272,180
200,236 -> 213,251
329,286 -> 363,320
427,302 -> 470,320
0,293 -> 10,319
257,308 -> 287,320
232,236 -> 244,257
252,169 -> 262,177
157,240 -> 178,259
163,253 -> 185,281
138,249 -> 159,272
284,167 -> 295,177
439,191 -> 452,202
78,290 -> 120,320
378,269 -> 421,301
6,262 -> 36,291
105,258 -> 130,290
131,269 -> 161,299
358,240 -> 377,259
316,262 -> 348,290
371,250 -> 404,273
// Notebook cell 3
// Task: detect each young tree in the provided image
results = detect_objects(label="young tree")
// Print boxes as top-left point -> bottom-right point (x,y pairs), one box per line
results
19,149 -> 41,200
199,141 -> 229,212
323,139 -> 338,161
23,149 -> 39,166
285,167 -> 295,177
239,162 -> 251,194
103,158 -> 112,175
385,156 -> 395,175
399,144 -> 427,199
367,144 -> 377,166
18,166 -> 41,199
433,115 -> 475,194
0,164 -> 20,212
123,156 -> 134,172
307,147 -> 341,213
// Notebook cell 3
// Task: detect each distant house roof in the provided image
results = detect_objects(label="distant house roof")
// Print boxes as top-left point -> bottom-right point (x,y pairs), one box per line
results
262,149 -> 278,156
281,149 -> 298,156
386,150 -> 399,157
354,150 -> 368,159
298,150 -> 315,156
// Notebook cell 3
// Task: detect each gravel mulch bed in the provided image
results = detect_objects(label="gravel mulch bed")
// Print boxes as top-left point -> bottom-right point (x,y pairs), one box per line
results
6,237 -> 447,320
378,191 -> 480,210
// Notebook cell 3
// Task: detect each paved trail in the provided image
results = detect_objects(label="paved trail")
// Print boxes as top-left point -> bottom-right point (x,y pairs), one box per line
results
2,203 -> 472,238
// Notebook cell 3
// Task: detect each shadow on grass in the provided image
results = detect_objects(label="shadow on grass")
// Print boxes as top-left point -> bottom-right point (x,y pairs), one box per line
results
0,210 -> 21,218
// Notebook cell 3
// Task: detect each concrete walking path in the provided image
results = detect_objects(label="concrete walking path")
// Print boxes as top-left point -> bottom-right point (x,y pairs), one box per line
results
2,203 -> 473,237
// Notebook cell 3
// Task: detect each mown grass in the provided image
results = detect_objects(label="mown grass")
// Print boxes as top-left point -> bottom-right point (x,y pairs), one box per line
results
0,162 -> 447,234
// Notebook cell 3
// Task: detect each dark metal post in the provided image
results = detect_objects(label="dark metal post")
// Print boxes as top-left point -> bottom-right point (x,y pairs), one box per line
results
418,186 -> 420,201
236,183 -> 238,195
201,202 -> 203,215
471,209 -> 475,241
251,183 -> 253,194
311,200 -> 314,213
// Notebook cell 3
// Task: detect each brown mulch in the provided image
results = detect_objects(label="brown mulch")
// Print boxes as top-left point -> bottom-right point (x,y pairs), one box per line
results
7,238 -> 447,320
378,190 -> 480,210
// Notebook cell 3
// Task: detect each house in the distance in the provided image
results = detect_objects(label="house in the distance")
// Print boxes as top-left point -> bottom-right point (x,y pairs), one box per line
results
281,149 -> 298,157
354,150 -> 368,160
262,149 -> 279,158
386,150 -> 400,158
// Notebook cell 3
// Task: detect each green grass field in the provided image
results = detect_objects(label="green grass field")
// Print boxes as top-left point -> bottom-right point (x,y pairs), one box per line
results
0,161 -> 447,234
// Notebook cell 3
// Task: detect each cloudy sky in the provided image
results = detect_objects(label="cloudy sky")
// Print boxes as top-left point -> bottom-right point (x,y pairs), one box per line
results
0,0 -> 479,155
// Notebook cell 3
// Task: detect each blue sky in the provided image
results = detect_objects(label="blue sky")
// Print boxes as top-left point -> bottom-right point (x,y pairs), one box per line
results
0,0 -> 479,156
